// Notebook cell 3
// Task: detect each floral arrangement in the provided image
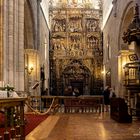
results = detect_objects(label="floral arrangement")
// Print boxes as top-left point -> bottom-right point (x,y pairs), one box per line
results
0,84 -> 14,91
0,84 -> 14,97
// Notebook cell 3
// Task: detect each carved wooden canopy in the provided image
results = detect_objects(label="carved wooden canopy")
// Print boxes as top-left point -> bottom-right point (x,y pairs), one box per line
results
123,4 -> 140,44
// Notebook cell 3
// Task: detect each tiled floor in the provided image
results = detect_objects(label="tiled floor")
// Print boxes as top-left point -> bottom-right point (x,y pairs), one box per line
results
26,113 -> 140,140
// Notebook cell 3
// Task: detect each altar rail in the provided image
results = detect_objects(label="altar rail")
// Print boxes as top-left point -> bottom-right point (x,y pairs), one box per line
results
0,98 -> 26,140
28,95 -> 104,113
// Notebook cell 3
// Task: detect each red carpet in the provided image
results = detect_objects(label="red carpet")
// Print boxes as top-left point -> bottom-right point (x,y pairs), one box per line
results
25,114 -> 49,136
0,113 -> 49,137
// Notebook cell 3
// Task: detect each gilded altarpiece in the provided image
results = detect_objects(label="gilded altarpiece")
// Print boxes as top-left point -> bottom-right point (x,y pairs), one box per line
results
49,2 -> 103,95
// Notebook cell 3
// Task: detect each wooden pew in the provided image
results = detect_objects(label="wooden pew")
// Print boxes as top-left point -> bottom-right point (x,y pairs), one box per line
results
110,98 -> 132,123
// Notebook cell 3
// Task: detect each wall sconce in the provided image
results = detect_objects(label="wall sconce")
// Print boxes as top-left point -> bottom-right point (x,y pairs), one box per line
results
101,66 -> 105,75
101,70 -> 105,75
25,65 -> 34,74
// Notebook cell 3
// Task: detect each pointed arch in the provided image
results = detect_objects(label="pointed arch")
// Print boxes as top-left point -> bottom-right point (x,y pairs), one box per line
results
62,59 -> 91,95
24,0 -> 36,49
118,1 -> 134,51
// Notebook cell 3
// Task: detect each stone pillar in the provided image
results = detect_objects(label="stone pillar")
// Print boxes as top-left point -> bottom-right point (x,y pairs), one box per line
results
18,0 -> 25,91
3,0 -> 24,91
0,0 -> 4,81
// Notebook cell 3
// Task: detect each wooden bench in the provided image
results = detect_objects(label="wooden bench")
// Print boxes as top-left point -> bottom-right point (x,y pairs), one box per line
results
110,98 -> 132,123
64,96 -> 103,113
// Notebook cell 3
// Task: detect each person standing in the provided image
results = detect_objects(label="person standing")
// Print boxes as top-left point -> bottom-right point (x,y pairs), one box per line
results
103,86 -> 110,112
110,88 -> 116,98
40,67 -> 46,109
73,88 -> 80,97
42,88 -> 48,108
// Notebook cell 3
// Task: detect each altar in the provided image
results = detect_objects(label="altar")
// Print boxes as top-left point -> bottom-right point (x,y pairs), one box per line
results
0,83 -> 26,139
0,90 -> 19,98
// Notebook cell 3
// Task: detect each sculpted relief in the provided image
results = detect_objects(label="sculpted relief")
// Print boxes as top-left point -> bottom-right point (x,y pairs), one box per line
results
50,6 -> 102,95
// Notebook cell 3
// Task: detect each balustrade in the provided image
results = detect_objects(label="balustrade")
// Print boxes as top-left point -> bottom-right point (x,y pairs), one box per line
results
27,95 -> 104,114
0,98 -> 26,140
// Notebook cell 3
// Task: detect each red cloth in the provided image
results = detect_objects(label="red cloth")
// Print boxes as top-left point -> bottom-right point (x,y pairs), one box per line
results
0,114 -> 48,137
0,112 -> 5,126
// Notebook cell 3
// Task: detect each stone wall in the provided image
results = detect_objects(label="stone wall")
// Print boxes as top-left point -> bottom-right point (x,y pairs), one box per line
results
0,0 -> 50,93
3,0 -> 25,91
24,0 -> 50,95
103,0 -> 137,96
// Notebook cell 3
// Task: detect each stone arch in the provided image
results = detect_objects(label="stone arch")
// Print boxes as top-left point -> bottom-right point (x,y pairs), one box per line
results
24,0 -> 39,94
24,0 -> 36,49
118,1 -> 134,51
117,1 -> 135,97
62,59 -> 91,95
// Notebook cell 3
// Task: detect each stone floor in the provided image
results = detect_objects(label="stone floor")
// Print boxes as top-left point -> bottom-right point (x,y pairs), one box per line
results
26,113 -> 140,140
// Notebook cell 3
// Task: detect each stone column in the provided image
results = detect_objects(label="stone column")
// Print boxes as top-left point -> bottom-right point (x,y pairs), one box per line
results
3,0 -> 24,91
18,0 -> 25,91
0,0 -> 4,81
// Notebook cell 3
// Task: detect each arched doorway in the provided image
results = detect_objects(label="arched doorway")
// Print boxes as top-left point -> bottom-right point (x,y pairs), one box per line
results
62,60 -> 91,95
118,2 -> 134,97
120,3 -> 140,115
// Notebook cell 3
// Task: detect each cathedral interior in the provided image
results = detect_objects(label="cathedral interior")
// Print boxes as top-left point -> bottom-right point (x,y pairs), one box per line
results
0,0 -> 140,140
